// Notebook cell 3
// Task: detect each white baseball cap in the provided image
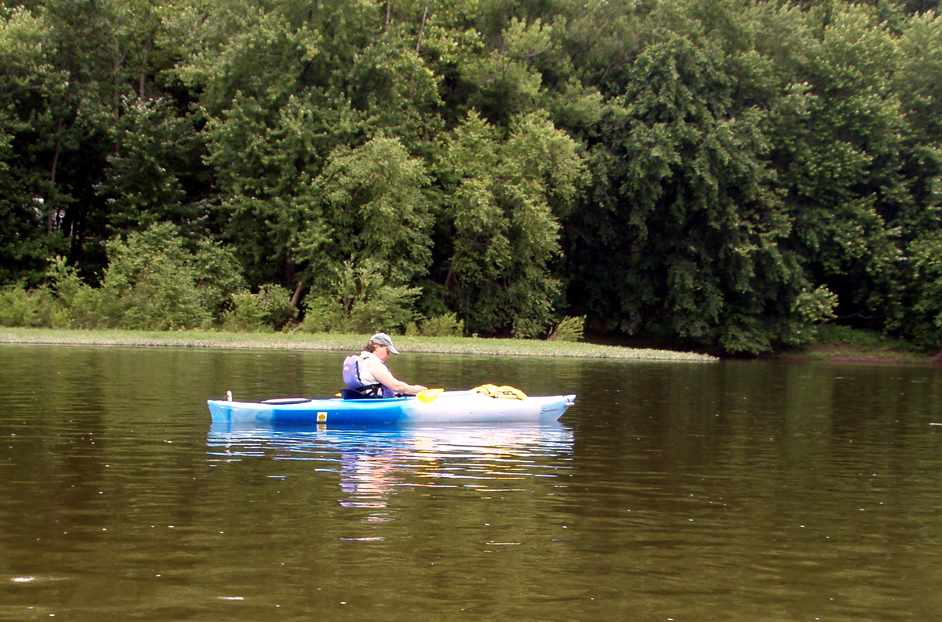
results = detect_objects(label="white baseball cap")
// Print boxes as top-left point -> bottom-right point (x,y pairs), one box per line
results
370,332 -> 399,354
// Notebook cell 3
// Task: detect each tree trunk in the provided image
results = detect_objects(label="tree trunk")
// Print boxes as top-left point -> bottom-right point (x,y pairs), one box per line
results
416,5 -> 428,53
139,39 -> 152,98
290,281 -> 306,310
47,118 -> 64,234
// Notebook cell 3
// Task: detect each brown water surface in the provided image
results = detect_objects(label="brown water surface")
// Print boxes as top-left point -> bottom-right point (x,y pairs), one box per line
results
0,345 -> 940,621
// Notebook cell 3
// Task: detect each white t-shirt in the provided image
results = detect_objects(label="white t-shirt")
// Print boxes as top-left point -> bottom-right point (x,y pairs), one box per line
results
356,351 -> 389,387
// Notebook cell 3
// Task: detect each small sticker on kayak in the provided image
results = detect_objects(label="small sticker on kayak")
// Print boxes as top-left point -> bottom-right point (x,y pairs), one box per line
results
317,412 -> 328,422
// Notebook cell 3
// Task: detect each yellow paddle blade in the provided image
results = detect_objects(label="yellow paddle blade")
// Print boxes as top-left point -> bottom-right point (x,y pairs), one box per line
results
417,388 -> 444,403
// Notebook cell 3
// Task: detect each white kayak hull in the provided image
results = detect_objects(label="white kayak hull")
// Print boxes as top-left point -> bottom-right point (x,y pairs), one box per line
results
207,390 -> 575,427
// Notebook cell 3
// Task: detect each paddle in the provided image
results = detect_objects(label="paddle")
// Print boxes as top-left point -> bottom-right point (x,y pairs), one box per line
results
416,388 -> 444,403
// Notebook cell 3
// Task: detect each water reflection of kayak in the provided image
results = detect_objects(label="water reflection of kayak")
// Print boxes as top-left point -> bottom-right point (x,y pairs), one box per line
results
207,421 -> 575,512
207,420 -> 575,476
207,420 -> 574,452
207,390 -> 576,427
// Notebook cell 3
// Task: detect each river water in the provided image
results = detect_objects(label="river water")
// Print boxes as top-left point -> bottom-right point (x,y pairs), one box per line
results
0,344 -> 940,621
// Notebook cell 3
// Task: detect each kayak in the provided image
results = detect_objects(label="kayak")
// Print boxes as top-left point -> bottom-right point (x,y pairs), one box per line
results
206,390 -> 575,427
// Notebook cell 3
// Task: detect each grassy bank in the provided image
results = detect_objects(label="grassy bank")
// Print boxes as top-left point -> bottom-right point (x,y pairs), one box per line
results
0,327 -> 718,362
778,325 -> 936,365
3,326 -> 934,365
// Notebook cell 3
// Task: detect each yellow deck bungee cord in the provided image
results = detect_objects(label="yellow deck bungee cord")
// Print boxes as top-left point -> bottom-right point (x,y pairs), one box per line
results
471,384 -> 528,400
413,386 -> 530,404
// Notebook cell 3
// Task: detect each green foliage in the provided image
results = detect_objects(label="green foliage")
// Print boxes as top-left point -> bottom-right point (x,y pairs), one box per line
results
792,286 -> 839,324
768,5 -> 911,330
192,240 -> 247,319
98,96 -> 206,233
570,8 -> 810,353
222,291 -> 268,332
255,283 -> 298,330
296,135 -> 434,291
548,315 -> 585,342
0,258 -> 99,329
0,283 -> 62,327
205,93 -> 341,286
0,6 -> 68,284
766,285 -> 840,350
405,313 -> 465,337
115,259 -> 210,330
222,284 -> 297,332
345,37 -> 445,149
160,0 -> 322,115
189,0 -> 443,289
814,324 -> 922,354
906,233 -> 942,349
460,23 -> 545,124
0,234 -> 245,331
93,223 -> 238,330
896,11 -> 942,138
438,110 -> 585,338
44,255 -> 101,328
301,260 -> 420,334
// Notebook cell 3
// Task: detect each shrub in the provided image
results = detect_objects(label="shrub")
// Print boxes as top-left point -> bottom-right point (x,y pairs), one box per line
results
0,280 -> 74,328
256,283 -> 298,330
223,284 -> 297,332
222,290 -> 269,331
300,295 -> 344,333
193,239 -> 247,320
87,223 -> 252,330
61,286 -> 103,329
907,233 -> 942,350
44,256 -> 100,328
1,227 -> 245,331
0,284 -> 47,327
303,285 -> 419,334
792,286 -> 839,324
406,312 -> 465,337
547,315 -> 585,342
115,255 -> 212,330
300,260 -> 419,334
97,224 -> 213,329
345,284 -> 419,333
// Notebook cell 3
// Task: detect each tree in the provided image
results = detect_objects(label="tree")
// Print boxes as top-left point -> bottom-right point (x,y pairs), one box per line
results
98,96 -> 206,234
895,11 -> 942,346
906,233 -> 942,349
437,110 -> 585,337
0,6 -> 68,284
765,5 -> 912,334
565,1 -> 830,353
296,135 -> 433,325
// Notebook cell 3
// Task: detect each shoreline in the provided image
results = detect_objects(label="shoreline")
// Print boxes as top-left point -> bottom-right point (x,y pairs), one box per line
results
773,343 -> 936,367
0,327 -> 718,362
2,327 -> 936,366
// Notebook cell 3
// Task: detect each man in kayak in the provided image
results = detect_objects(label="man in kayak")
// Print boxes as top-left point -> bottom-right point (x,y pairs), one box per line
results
341,332 -> 428,398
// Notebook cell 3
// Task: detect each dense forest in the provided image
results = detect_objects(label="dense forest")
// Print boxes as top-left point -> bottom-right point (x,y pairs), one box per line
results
1,0 -> 941,354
